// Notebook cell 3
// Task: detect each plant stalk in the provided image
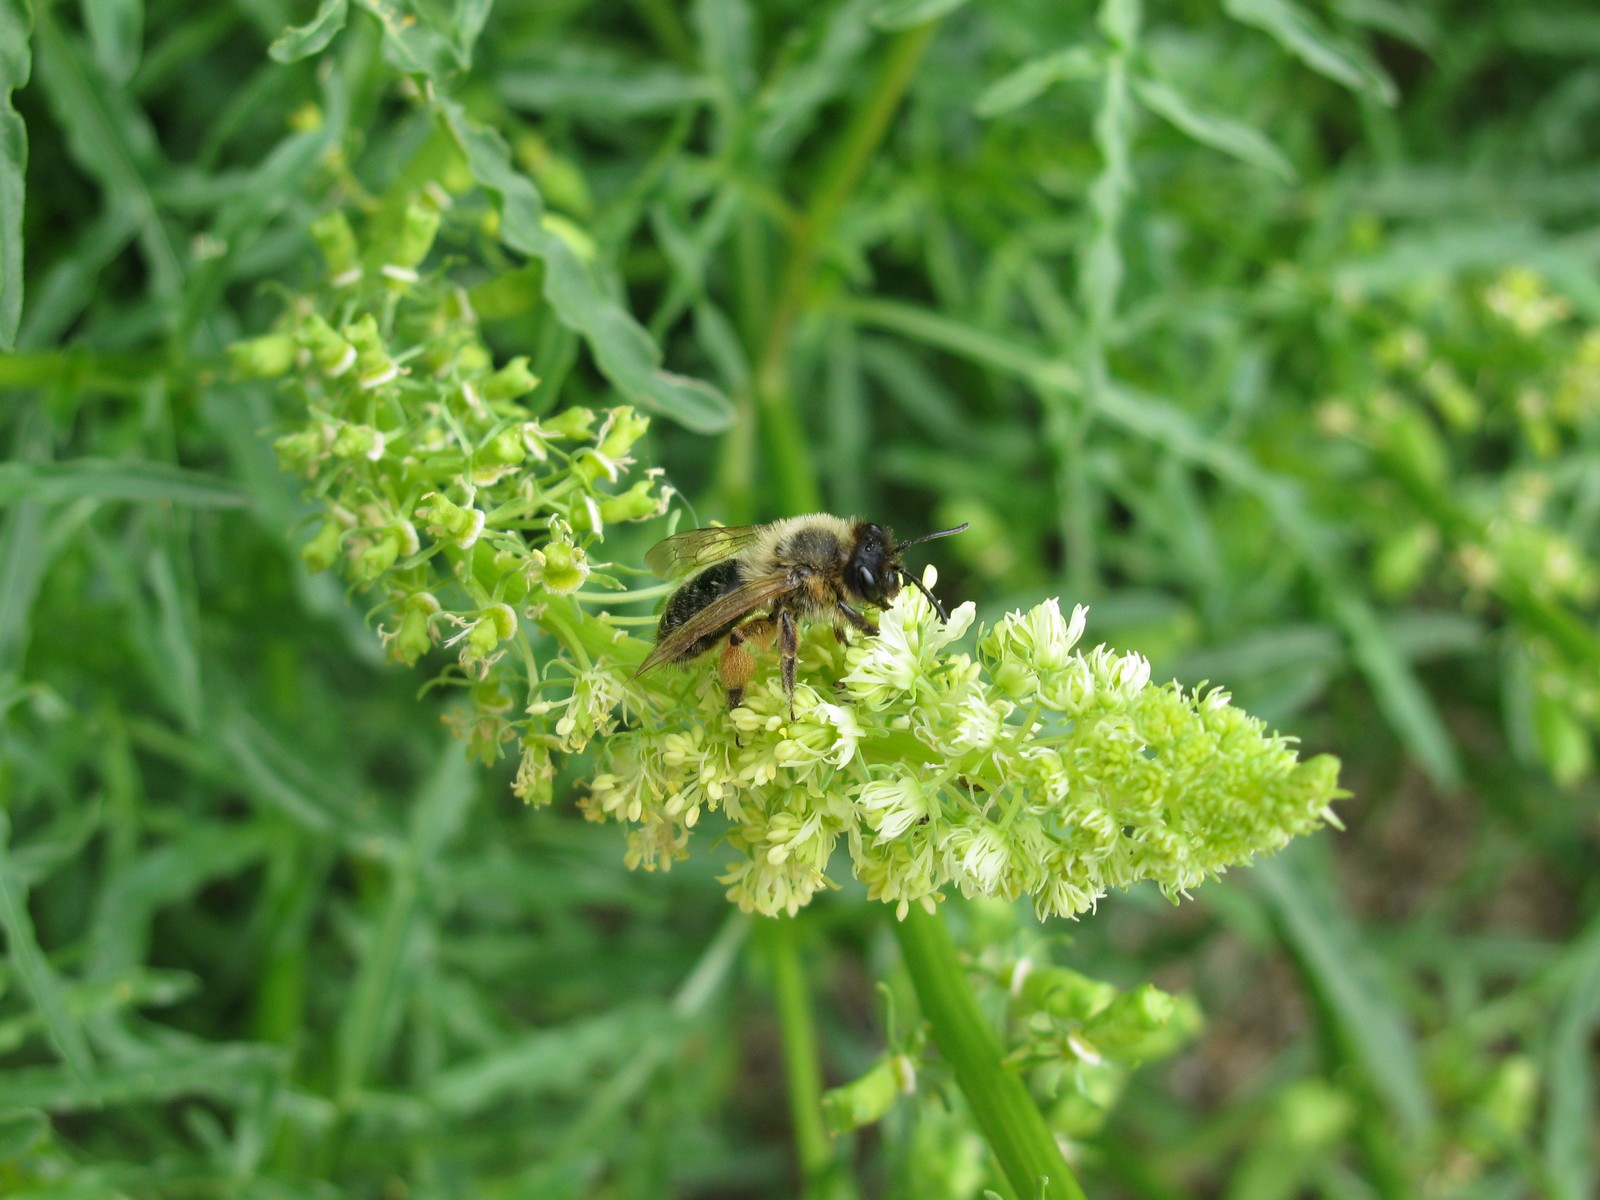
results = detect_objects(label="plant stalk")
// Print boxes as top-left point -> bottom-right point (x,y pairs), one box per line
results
893,905 -> 1086,1200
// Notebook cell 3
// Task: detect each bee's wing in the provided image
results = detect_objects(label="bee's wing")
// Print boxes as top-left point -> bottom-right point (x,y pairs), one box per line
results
644,524 -> 766,579
635,570 -> 799,675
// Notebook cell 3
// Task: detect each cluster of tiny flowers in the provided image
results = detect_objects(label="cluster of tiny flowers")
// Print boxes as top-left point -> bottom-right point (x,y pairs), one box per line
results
232,198 -> 671,769
583,569 -> 1344,920
1321,267 -> 1600,784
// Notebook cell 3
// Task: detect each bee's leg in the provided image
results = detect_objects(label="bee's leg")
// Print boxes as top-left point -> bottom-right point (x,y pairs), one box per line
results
778,610 -> 798,721
720,628 -> 756,710
837,601 -> 877,640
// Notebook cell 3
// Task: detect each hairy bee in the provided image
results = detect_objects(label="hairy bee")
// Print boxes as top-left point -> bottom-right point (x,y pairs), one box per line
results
635,514 -> 967,717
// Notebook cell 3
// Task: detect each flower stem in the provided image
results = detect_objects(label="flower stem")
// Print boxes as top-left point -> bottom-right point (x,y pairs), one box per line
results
893,906 -> 1086,1200
761,915 -> 849,1197
731,19 -> 941,518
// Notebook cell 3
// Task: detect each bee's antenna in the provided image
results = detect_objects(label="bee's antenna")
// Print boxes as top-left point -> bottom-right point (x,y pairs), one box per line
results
891,522 -> 969,552
900,570 -> 951,622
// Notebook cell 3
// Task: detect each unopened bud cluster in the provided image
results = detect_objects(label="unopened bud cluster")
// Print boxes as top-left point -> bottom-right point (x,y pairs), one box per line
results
233,198 -> 670,769
1319,267 -> 1600,784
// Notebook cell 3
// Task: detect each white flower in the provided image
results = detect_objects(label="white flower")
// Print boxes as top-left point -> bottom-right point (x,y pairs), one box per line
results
856,774 -> 931,840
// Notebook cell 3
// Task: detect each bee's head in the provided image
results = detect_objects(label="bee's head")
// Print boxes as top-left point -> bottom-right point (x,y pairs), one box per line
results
846,520 -> 969,618
845,523 -> 896,606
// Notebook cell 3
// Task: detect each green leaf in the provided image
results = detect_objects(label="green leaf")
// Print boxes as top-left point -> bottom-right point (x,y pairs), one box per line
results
1252,843 -> 1436,1141
0,1044 -> 281,1110
974,47 -> 1100,117
0,813 -> 95,1080
1132,75 -> 1295,180
268,0 -> 348,63
83,0 -> 142,82
33,11 -> 184,300
0,0 -> 32,350
437,100 -> 733,434
871,0 -> 968,31
0,459 -> 249,508
1224,0 -> 1397,104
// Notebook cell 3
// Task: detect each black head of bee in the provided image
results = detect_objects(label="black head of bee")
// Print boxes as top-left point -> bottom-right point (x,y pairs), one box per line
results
845,523 -> 895,605
847,520 -> 969,620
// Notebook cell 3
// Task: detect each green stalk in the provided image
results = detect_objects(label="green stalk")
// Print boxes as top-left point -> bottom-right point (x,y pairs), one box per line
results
740,19 -> 940,516
893,906 -> 1086,1200
762,916 -> 841,1195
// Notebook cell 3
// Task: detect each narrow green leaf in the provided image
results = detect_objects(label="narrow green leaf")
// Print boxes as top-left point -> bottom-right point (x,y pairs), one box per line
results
437,100 -> 733,433
428,1006 -> 664,1112
1225,0 -> 1397,104
145,541 -> 203,733
0,1044 -> 280,1110
1133,75 -> 1295,180
974,47 -> 1099,118
33,11 -> 184,300
450,0 -> 492,64
871,0 -> 968,31
269,0 -> 348,62
0,813 -> 95,1080
1252,844 -> 1436,1140
0,459 -> 249,508
0,0 -> 32,349
83,0 -> 142,82
499,65 -> 712,118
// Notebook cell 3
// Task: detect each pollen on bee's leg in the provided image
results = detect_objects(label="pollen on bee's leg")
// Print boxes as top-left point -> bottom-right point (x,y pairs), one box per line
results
720,632 -> 756,709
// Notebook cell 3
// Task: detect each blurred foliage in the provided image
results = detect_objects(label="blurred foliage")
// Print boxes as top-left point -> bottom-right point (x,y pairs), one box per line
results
1,0 -> 1598,1197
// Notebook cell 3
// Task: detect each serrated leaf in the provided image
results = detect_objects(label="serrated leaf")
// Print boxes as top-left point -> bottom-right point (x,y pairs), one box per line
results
975,47 -> 1099,118
0,0 -> 32,350
0,459 -> 249,508
871,0 -> 968,31
1225,0 -> 1397,104
437,100 -> 733,434
1133,75 -> 1295,180
268,0 -> 348,63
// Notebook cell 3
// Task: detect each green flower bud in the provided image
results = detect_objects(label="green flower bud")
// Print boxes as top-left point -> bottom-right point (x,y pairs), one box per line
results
311,210 -> 360,285
598,406 -> 650,461
600,480 -> 664,524
352,521 -> 418,582
331,423 -> 386,462
386,592 -> 440,666
228,334 -> 297,378
534,539 -> 589,594
418,492 -> 487,549
541,407 -> 597,440
302,519 -> 344,574
298,313 -> 357,377
344,314 -> 399,389
821,1054 -> 915,1135
483,356 -> 540,403
479,428 -> 526,469
381,203 -> 442,288
514,739 -> 556,806
1017,966 -> 1117,1023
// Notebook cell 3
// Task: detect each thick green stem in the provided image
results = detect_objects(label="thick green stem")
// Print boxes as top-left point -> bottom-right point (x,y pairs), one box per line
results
762,916 -> 838,1192
894,906 -> 1086,1200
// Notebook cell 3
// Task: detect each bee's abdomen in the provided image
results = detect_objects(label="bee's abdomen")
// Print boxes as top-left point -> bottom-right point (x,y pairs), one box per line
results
658,560 -> 746,661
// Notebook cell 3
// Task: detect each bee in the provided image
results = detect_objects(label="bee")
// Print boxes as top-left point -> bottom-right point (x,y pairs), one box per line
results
636,514 -> 968,718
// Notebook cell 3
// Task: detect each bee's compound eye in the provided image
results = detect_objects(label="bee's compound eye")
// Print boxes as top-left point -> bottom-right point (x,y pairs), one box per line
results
857,566 -> 876,590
